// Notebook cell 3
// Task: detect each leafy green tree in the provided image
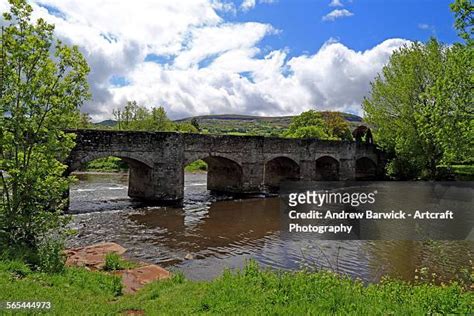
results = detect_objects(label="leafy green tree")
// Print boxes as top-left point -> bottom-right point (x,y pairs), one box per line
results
0,0 -> 90,262
363,38 -> 473,179
149,106 -> 175,131
450,0 -> 473,45
113,101 -> 142,130
71,112 -> 93,129
322,112 -> 353,141
283,110 -> 331,139
285,126 -> 328,139
175,123 -> 199,133
113,102 -> 176,132
112,102 -> 200,133
190,118 -> 200,131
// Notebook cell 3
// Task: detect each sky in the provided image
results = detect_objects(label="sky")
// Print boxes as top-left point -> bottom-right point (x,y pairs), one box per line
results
0,0 -> 460,121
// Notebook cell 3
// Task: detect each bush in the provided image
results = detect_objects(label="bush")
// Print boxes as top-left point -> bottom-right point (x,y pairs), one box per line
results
103,253 -> 136,271
37,237 -> 66,274
185,160 -> 208,172
85,157 -> 128,172
0,0 -> 89,269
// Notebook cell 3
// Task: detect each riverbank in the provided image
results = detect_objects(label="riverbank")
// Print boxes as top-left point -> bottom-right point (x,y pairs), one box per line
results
77,157 -> 209,174
0,259 -> 472,314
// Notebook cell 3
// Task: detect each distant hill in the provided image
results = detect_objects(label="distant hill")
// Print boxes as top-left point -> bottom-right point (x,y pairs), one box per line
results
176,112 -> 362,136
95,119 -> 117,127
176,112 -> 362,123
95,112 -> 363,136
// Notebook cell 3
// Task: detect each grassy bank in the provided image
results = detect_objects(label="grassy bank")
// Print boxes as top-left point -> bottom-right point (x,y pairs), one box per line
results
451,164 -> 474,180
0,260 -> 471,315
185,160 -> 208,173
81,157 -> 208,173
83,157 -> 129,172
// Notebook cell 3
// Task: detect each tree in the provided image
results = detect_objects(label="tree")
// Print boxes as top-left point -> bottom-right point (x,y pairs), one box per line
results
149,106 -> 175,131
322,112 -> 353,141
113,101 -> 142,130
190,118 -> 200,131
113,102 -> 185,132
363,38 -> 473,179
450,0 -> 473,45
71,112 -> 93,129
175,123 -> 199,133
283,110 -> 332,139
286,126 -> 328,139
0,0 -> 90,265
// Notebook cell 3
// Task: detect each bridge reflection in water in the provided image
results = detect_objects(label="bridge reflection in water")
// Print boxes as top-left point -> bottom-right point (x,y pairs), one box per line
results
68,172 -> 472,282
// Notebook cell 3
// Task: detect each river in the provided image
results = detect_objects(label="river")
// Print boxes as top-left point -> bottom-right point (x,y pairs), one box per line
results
67,172 -> 472,282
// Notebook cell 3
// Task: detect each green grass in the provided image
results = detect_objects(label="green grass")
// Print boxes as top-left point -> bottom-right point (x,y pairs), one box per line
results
185,160 -> 208,173
451,165 -> 474,176
0,260 -> 123,314
437,164 -> 474,180
103,253 -> 138,271
83,156 -> 128,172
0,260 -> 472,315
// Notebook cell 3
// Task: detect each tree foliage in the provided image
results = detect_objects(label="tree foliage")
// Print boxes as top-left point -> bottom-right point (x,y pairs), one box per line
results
113,101 -> 198,133
322,112 -> 353,141
450,0 -> 474,45
363,38 -> 473,179
284,110 -> 330,139
283,110 -> 353,140
0,0 -> 90,261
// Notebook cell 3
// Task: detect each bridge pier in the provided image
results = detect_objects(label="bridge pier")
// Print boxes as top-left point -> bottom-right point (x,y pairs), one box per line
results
241,162 -> 265,194
299,160 -> 316,181
339,158 -> 356,181
126,158 -> 155,200
144,163 -> 184,204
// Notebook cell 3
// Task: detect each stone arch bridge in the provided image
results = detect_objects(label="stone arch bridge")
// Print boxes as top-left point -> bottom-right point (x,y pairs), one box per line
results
66,130 -> 385,204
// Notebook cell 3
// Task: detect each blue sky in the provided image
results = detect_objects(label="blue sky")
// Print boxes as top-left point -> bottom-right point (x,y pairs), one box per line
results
227,0 -> 458,56
0,0 -> 461,120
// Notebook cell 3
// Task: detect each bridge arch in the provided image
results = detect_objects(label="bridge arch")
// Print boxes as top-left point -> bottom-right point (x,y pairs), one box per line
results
264,156 -> 300,192
185,155 -> 243,193
67,152 -> 153,173
355,157 -> 377,180
67,152 -> 155,200
315,156 -> 339,180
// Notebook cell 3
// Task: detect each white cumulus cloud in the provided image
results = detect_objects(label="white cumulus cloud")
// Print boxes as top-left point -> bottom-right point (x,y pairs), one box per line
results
241,0 -> 255,11
111,38 -> 410,119
240,0 -> 277,12
322,9 -> 354,21
0,1 -> 408,121
329,0 -> 344,7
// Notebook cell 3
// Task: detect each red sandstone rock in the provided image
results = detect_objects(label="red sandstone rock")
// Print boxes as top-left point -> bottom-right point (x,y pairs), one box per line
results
66,242 -> 171,294
118,265 -> 171,294
65,242 -> 127,270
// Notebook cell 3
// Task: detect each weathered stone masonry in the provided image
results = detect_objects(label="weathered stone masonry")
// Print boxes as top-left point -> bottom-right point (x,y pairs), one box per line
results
66,130 -> 385,204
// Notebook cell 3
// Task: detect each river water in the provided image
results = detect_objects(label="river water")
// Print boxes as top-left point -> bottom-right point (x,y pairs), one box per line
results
68,172 -> 472,282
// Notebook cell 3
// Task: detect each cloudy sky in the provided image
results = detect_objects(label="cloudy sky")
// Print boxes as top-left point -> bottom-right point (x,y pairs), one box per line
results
0,0 -> 459,121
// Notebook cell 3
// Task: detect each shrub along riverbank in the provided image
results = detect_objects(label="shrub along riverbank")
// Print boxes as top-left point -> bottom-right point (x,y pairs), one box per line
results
80,157 -> 209,173
0,260 -> 472,315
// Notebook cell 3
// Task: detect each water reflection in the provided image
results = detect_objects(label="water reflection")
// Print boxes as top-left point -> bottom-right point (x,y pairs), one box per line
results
68,172 -> 473,282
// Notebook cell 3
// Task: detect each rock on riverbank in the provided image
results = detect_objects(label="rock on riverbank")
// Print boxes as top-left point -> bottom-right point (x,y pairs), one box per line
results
65,242 -> 170,293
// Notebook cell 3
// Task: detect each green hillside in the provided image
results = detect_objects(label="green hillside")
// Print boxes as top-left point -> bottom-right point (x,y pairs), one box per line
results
175,112 -> 362,136
95,112 -> 363,137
